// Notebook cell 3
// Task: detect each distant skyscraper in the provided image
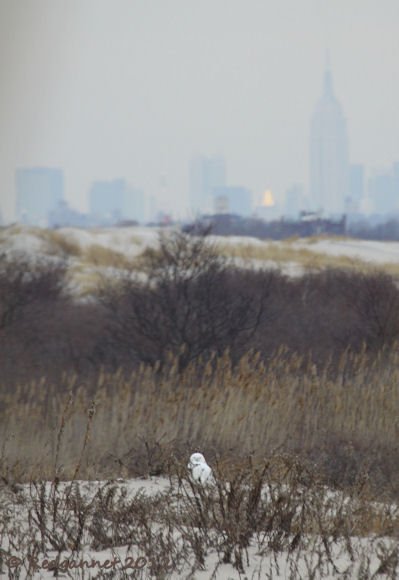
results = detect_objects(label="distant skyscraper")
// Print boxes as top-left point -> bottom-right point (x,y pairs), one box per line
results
89,179 -> 124,222
284,184 -> 303,219
368,164 -> 399,214
309,59 -> 349,215
349,165 -> 364,202
123,186 -> 146,223
348,164 -> 365,212
15,167 -> 64,226
189,155 -> 226,215
213,186 -> 252,216
89,179 -> 145,224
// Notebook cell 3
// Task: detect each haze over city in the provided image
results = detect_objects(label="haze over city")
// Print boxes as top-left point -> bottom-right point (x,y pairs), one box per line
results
0,0 -> 398,223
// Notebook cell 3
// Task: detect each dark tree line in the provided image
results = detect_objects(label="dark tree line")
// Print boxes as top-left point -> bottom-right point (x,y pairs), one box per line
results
1,233 -> 399,390
348,218 -> 399,241
184,214 -> 399,241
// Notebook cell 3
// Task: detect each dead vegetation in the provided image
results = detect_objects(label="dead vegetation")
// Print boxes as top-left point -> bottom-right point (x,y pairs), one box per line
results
0,447 -> 397,578
1,229 -> 399,577
1,349 -> 399,496
80,244 -> 135,269
36,229 -> 83,258
217,238 -> 399,276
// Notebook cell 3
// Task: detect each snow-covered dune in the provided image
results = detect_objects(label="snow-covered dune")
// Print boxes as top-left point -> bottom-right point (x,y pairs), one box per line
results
1,224 -> 398,265
294,237 -> 399,264
1,225 -> 398,296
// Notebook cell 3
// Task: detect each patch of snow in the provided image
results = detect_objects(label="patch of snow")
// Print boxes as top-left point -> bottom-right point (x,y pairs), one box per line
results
0,232 -> 48,257
209,234 -> 266,247
58,226 -> 160,257
295,238 -> 399,265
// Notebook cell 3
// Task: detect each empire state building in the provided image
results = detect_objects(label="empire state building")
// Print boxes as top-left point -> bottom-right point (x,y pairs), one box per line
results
309,62 -> 349,215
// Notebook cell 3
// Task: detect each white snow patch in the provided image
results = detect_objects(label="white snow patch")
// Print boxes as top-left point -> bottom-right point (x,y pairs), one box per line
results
295,238 -> 399,265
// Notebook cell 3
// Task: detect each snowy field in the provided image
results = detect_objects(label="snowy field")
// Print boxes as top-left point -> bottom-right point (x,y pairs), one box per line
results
1,475 -> 397,579
294,237 -> 399,265
1,224 -> 398,296
1,224 -> 398,266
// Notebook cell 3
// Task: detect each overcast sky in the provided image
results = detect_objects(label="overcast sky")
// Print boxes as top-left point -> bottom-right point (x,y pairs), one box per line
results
0,0 -> 398,222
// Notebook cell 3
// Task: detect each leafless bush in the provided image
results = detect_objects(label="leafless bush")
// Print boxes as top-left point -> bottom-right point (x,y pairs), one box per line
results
96,233 -> 399,373
2,232 -> 399,384
0,253 -> 112,386
99,231 -> 280,369
0,253 -> 66,332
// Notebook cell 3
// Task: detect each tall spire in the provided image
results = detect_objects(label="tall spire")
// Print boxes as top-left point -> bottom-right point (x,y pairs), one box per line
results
310,48 -> 349,216
323,49 -> 334,98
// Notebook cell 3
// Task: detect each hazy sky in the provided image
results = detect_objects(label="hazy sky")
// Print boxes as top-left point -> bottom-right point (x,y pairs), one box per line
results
0,0 -> 398,222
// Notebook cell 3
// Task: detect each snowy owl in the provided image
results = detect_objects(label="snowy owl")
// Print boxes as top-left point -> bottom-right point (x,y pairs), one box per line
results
187,453 -> 214,484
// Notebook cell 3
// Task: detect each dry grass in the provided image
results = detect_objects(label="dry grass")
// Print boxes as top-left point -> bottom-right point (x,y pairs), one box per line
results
302,234 -> 351,244
1,350 -> 398,577
80,243 -> 135,269
3,226 -> 399,286
129,233 -> 145,246
0,452 -> 397,578
0,225 -> 81,258
60,244 -> 140,295
35,229 -> 83,257
217,239 -> 399,276
1,349 -> 398,492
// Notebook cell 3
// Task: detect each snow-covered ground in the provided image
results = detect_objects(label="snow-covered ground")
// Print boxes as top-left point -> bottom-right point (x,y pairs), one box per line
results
1,225 -> 398,265
1,476 -> 397,579
0,226 -> 399,264
59,226 -> 160,257
295,237 -> 399,265
0,225 -> 160,259
1,225 -> 398,295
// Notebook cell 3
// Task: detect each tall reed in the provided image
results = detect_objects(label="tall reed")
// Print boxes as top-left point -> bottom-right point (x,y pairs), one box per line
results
1,349 -> 398,491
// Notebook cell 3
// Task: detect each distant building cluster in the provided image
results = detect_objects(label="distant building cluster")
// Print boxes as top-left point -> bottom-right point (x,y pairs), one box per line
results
12,58 -> 399,229
15,169 -> 146,228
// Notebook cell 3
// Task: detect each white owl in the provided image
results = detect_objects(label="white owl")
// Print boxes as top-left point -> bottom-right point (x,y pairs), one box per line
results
187,452 -> 214,484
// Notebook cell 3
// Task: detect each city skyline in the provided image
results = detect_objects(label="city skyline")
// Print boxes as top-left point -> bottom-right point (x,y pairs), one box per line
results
0,0 -> 398,223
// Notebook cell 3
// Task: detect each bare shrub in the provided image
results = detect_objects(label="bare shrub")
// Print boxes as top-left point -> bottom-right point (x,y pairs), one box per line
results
0,253 -> 66,332
2,230 -> 399,382
99,231 -> 278,369
96,232 -> 399,371
341,270 -> 399,349
0,253 -> 111,387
